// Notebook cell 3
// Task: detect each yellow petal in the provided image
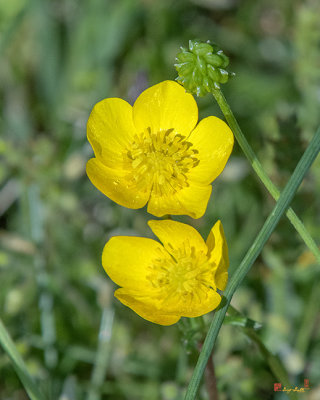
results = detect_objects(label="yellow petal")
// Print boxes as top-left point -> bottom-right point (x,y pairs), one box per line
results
147,182 -> 212,219
87,98 -> 137,166
165,289 -> 222,318
102,236 -> 170,289
115,288 -> 180,326
148,219 -> 208,256
116,278 -> 221,319
188,116 -> 234,185
133,80 -> 198,137
86,158 -> 150,209
206,220 -> 229,290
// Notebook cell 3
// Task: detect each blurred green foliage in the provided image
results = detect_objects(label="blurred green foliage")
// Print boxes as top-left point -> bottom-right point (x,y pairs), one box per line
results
1,0 -> 320,399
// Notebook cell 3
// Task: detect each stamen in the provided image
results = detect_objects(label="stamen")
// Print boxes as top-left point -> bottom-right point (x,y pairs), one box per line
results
146,241 -> 216,306
124,127 -> 200,195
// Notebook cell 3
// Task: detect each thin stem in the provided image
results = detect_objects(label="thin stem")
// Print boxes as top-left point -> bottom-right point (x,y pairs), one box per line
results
198,341 -> 219,400
226,304 -> 262,330
204,352 -> 219,400
184,126 -> 320,399
212,88 -> 320,265
0,318 -> 45,400
176,345 -> 188,385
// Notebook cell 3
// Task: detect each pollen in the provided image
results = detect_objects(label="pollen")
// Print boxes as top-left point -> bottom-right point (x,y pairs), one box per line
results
125,127 -> 199,195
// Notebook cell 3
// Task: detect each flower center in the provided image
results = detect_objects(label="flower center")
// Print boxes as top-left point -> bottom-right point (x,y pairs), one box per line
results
125,128 -> 199,195
146,243 -> 215,305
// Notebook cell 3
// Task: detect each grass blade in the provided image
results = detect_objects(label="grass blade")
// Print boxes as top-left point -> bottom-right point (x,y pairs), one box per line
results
0,318 -> 45,400
87,308 -> 114,400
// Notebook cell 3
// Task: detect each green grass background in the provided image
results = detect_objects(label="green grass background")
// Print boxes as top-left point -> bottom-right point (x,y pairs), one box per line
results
0,0 -> 320,399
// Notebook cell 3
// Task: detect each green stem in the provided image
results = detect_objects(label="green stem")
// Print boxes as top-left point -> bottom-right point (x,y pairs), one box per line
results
204,350 -> 218,400
226,304 -> 262,330
212,88 -> 320,264
184,126 -> 320,399
0,318 -> 45,400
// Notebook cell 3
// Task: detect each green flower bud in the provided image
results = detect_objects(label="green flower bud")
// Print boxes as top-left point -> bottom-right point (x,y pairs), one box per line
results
175,39 -> 235,96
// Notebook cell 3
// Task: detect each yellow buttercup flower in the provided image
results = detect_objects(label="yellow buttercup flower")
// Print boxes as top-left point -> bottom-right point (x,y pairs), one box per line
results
102,219 -> 229,326
86,80 -> 234,218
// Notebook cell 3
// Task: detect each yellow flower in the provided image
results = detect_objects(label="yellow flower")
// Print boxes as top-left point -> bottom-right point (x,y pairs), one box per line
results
102,219 -> 229,326
86,80 -> 234,218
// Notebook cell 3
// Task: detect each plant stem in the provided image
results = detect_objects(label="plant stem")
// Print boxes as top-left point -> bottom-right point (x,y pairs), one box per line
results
204,351 -> 218,400
0,318 -> 45,400
197,340 -> 218,400
212,88 -> 320,265
184,125 -> 320,399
